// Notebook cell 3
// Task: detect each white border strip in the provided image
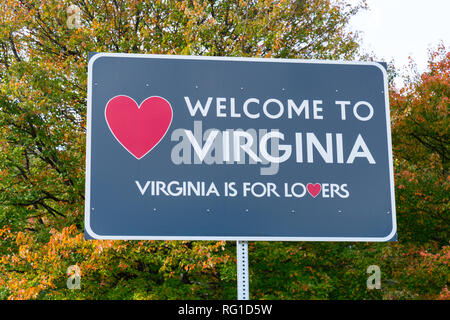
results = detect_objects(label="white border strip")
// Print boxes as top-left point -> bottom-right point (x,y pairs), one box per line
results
85,52 -> 397,241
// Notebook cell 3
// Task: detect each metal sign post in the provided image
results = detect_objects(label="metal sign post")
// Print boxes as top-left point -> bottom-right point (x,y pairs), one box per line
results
237,241 -> 249,300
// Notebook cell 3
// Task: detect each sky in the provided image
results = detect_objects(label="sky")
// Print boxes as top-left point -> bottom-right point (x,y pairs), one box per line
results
347,0 -> 450,74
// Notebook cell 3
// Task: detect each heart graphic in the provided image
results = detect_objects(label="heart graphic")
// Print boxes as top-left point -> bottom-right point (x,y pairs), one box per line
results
105,95 -> 173,159
307,183 -> 321,198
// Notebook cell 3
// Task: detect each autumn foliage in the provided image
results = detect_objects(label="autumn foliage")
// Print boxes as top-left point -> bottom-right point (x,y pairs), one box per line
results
390,46 -> 449,244
0,0 -> 448,300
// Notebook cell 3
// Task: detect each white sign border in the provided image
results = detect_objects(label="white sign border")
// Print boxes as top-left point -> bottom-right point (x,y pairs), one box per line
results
85,52 -> 397,242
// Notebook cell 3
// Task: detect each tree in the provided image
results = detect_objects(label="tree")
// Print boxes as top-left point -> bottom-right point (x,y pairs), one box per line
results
2,1 -> 448,301
0,0 -> 368,299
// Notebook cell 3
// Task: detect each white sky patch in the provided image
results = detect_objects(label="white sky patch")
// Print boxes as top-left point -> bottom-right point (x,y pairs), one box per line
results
347,0 -> 450,74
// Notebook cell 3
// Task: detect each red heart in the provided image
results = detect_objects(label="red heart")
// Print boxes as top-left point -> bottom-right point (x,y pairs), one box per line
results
307,183 -> 321,198
105,95 -> 173,159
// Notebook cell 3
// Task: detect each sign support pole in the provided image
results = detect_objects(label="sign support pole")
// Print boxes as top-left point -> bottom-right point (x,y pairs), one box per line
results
236,240 -> 249,300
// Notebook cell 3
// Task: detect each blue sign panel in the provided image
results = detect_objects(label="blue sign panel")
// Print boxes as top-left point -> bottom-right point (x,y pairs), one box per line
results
85,53 -> 396,241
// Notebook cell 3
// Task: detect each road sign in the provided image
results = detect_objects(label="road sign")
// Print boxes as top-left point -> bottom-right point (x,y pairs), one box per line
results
85,53 -> 396,241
